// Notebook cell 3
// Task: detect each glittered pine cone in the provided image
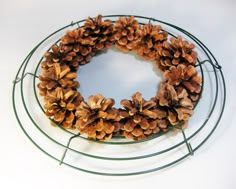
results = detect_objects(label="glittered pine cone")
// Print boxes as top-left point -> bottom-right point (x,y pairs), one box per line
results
157,35 -> 198,71
156,82 -> 194,126
37,63 -> 79,96
135,23 -> 168,60
61,28 -> 95,65
83,15 -> 114,51
75,94 -> 121,140
44,87 -> 83,129
113,16 -> 141,52
164,64 -> 202,102
120,92 -> 167,140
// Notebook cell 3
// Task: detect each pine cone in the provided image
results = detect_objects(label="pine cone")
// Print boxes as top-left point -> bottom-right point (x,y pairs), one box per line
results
61,28 -> 95,65
120,92 -> 167,140
164,64 -> 202,102
42,44 -> 81,71
157,35 -> 198,71
156,82 -> 194,125
38,63 -> 79,96
113,16 -> 141,52
83,15 -> 114,51
135,23 -> 168,60
75,94 -> 121,140
44,87 -> 83,129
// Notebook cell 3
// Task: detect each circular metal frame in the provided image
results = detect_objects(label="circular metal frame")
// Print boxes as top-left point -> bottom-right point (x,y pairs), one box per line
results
12,15 -> 226,176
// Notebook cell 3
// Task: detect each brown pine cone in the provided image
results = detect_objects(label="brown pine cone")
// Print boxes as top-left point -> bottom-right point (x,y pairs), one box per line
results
120,92 -> 167,140
113,16 -> 141,52
157,35 -> 198,71
61,28 -> 95,65
44,87 -> 83,129
83,15 -> 114,51
135,23 -> 168,60
42,44 -> 82,71
75,94 -> 121,140
37,63 -> 79,96
164,64 -> 202,102
156,82 -> 194,126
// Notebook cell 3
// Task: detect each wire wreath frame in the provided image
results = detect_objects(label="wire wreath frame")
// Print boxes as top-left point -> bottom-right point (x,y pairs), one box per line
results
12,15 -> 226,176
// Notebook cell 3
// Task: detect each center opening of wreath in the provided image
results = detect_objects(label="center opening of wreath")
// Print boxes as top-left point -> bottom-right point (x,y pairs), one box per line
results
77,47 -> 162,107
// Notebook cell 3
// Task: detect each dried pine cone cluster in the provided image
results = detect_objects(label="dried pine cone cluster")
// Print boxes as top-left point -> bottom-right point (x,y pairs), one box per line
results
38,14 -> 202,141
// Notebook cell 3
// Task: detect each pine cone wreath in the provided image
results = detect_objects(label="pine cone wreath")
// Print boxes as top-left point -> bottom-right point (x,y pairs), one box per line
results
75,94 -> 121,140
44,87 -> 83,129
135,23 -> 168,61
36,14 -> 204,141
113,16 -> 141,52
164,64 -> 202,102
61,28 -> 95,65
120,92 -> 167,140
156,82 -> 194,126
157,35 -> 198,71
83,15 -> 114,51
37,63 -> 79,96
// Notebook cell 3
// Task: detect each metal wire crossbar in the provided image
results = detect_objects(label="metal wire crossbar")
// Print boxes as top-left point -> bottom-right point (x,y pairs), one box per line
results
12,15 -> 226,176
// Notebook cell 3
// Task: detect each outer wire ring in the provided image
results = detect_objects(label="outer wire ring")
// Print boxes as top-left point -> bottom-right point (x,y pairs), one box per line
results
12,15 -> 226,176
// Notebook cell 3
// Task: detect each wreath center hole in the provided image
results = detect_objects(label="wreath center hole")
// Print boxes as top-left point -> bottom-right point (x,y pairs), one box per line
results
77,46 -> 162,107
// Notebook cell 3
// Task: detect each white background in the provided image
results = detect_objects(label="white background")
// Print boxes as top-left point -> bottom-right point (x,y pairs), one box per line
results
1,0 -> 236,189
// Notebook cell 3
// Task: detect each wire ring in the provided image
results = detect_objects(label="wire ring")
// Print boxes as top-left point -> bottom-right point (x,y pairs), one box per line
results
12,15 -> 226,176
